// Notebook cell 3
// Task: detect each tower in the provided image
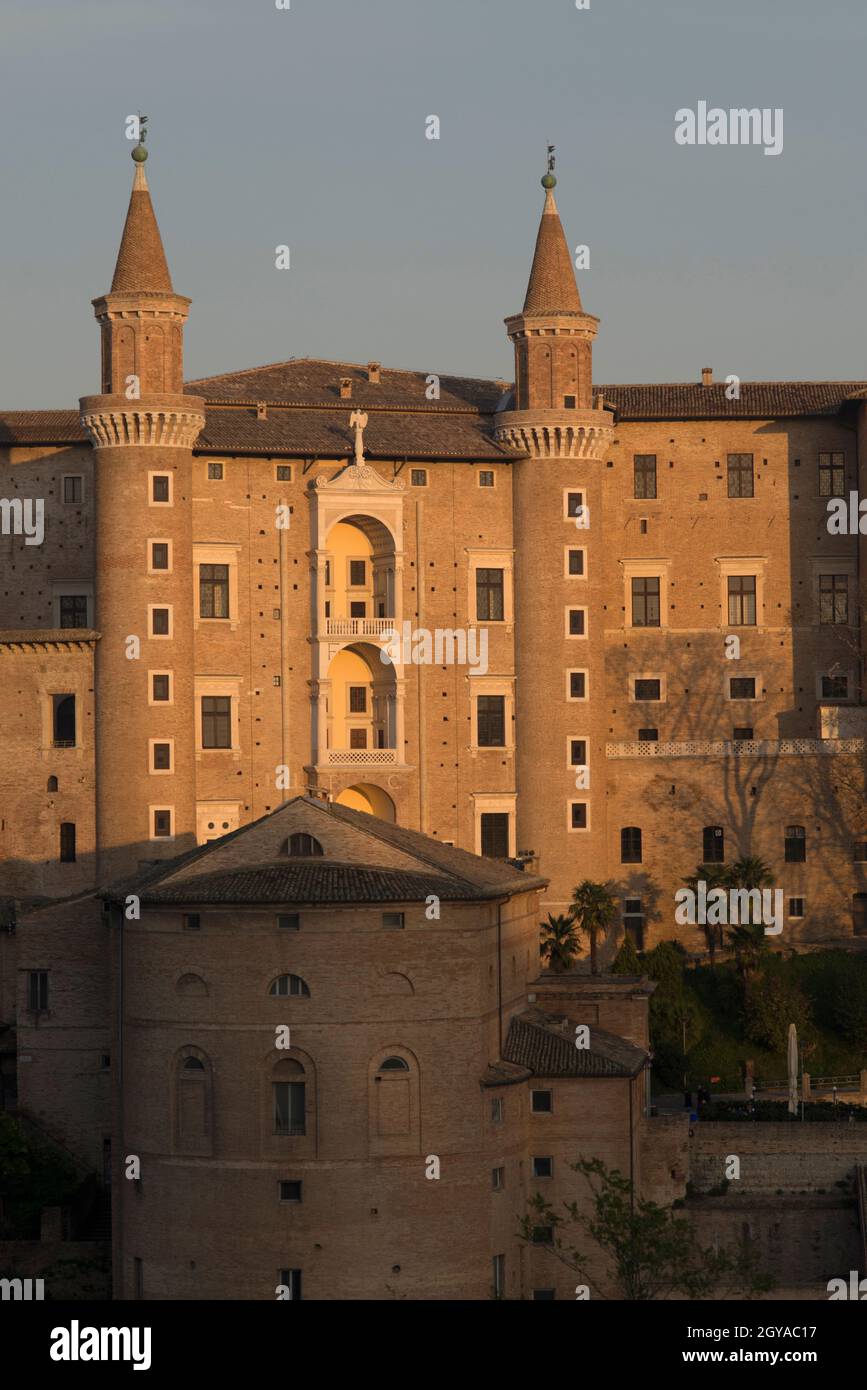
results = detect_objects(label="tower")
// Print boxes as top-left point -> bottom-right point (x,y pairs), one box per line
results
496,158 -> 614,915
80,133 -> 205,880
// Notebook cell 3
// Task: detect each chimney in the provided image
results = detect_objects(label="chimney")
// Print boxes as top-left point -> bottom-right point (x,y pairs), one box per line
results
256,401 -> 268,420
701,367 -> 713,387
367,361 -> 381,384
339,377 -> 353,400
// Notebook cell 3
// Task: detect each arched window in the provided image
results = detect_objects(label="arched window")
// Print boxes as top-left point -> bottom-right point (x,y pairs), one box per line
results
379,1057 -> 409,1072
273,1058 -> 306,1136
703,826 -> 724,863
785,825 -> 806,863
174,1048 -> 212,1154
286,833 -> 323,858
177,973 -> 208,998
270,974 -> 310,998
183,1056 -> 205,1070
59,822 -> 76,863
47,776 -> 58,792
621,826 -> 642,864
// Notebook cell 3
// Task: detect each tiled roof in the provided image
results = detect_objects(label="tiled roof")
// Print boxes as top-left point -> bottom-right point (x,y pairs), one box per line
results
136,862 -> 491,906
197,403 -> 513,459
0,411 -> 86,445
598,381 -> 867,420
521,189 -> 584,316
110,164 -> 173,294
503,1009 -> 648,1078
186,359 -> 507,411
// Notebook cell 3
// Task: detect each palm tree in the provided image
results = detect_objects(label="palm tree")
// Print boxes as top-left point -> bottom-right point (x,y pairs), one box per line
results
569,880 -> 617,975
539,913 -> 581,974
727,922 -> 768,982
682,862 -> 731,961
728,856 -> 774,890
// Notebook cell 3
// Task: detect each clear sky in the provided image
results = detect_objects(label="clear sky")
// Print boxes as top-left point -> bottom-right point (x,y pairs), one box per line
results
1,0 -> 865,407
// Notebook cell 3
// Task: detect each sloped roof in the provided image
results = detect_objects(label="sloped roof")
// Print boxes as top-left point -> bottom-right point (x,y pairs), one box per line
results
598,380 -> 867,420
521,189 -> 584,316
503,1009 -> 648,1078
186,359 -> 507,411
110,163 -> 173,294
103,795 -> 546,906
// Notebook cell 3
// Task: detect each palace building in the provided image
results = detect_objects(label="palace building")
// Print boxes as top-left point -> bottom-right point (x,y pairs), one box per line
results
0,139 -> 864,1294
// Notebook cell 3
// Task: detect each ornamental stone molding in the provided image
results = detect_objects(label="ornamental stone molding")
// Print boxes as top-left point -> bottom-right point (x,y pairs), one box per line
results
79,393 -> 206,449
494,407 -> 614,460
312,461 -> 405,493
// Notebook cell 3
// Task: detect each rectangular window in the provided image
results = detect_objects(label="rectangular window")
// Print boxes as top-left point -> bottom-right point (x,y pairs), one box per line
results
563,394 -> 576,409
631,577 -> 660,627
410,468 -> 427,487
62,475 -> 83,504
727,454 -> 754,498
279,1269 -> 303,1300
182,913 -> 200,932
201,696 -> 232,749
477,695 -> 506,747
59,594 -> 88,629
567,608 -> 586,637
382,912 -> 405,930
52,693 -> 76,746
785,826 -> 806,864
349,559 -> 367,587
568,671 -> 587,700
199,564 -> 230,619
567,548 -> 585,576
818,452 -> 845,498
476,569 -> 504,621
729,676 -> 756,700
276,465 -> 292,482
821,674 -> 849,699
565,491 -> 584,519
492,1255 -> 505,1299
532,1156 -> 553,1179
152,809 -> 173,839
273,1082 -> 306,1136
151,474 -> 171,504
788,898 -> 805,919
634,678 -> 661,702
278,913 -> 300,931
533,1290 -> 556,1301
481,813 -> 509,858
28,970 -> 48,1012
733,726 -> 753,741
532,1227 -> 554,1246
479,470 -> 495,488
491,1167 -> 505,1191
349,727 -> 368,749
151,741 -> 172,771
623,899 -> 645,949
349,601 -> 366,618
569,738 -> 587,766
570,803 -> 588,830
150,542 -> 169,571
207,461 -> 224,480
152,673 -> 171,702
633,455 -> 657,499
819,574 -> 849,625
59,822 -> 76,863
491,1098 -> 504,1123
150,606 -> 171,637
279,1180 -> 303,1203
638,727 -> 658,741
727,576 -> 756,626
348,686 -> 368,713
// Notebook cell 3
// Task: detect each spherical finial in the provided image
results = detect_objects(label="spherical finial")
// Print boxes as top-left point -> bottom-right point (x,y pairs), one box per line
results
541,171 -> 557,189
132,143 -> 148,163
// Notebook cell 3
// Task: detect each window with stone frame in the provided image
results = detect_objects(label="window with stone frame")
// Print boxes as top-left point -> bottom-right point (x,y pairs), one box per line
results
199,563 -> 230,619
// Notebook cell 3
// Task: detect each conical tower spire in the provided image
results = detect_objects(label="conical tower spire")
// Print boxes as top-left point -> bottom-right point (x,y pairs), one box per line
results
110,137 -> 173,293
522,171 -> 583,316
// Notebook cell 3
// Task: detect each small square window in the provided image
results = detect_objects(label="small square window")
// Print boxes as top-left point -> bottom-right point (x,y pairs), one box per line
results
349,560 -> 367,586
533,1289 -> 556,1301
633,678 -> 661,702
182,913 -> 200,931
569,739 -> 587,766
382,912 -> 405,930
150,607 -> 171,637
350,601 -> 366,618
567,549 -> 585,576
349,686 -> 368,714
532,1156 -> 553,1179
567,608 -> 586,637
411,468 -> 428,487
153,809 -> 173,839
563,394 -> 576,409
151,673 -> 171,702
478,470 -> 495,488
565,491 -> 584,519
531,1089 -> 552,1114
638,728 -> 658,742
788,898 -> 805,919
152,742 -> 172,771
349,727 -> 368,749
63,475 -> 83,504
151,542 -> 169,571
151,475 -> 171,504
733,727 -> 753,741
491,1167 -> 505,1191
278,913 -> 300,931
821,674 -> 849,699
279,1180 -> 303,1202
729,677 -> 757,700
207,462 -> 224,480
532,1226 -> 554,1245
568,671 -> 587,701
276,465 -> 292,482
570,802 -> 588,830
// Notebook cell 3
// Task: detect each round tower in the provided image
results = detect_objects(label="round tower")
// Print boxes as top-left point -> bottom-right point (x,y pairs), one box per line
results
496,162 -> 614,917
80,138 -> 205,881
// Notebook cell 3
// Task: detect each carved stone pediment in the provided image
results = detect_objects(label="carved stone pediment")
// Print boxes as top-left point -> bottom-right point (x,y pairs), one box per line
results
312,462 -> 404,493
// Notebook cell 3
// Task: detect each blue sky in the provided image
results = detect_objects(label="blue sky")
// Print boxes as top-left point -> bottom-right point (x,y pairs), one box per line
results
1,0 -> 865,406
